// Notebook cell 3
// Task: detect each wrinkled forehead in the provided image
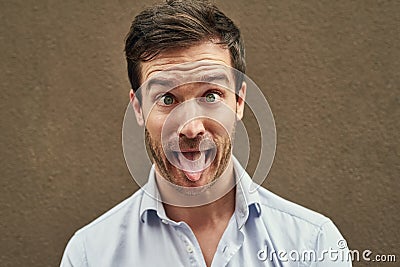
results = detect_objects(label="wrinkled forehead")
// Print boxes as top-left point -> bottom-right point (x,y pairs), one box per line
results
142,61 -> 236,93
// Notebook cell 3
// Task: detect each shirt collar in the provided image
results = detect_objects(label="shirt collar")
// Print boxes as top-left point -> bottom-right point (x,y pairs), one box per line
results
139,165 -> 172,224
232,156 -> 262,229
139,157 -> 262,227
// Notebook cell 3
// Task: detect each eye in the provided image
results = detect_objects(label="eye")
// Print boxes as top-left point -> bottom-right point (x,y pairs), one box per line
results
204,91 -> 222,103
158,94 -> 175,106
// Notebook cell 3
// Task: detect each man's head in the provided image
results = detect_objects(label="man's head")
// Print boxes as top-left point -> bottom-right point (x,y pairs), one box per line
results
125,0 -> 246,101
125,0 -> 247,194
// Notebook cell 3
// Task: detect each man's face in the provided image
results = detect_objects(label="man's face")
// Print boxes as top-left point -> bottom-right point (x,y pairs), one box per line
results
131,42 -> 246,189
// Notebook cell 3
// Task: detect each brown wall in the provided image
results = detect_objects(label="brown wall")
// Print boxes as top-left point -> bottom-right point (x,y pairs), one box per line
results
1,1 -> 398,266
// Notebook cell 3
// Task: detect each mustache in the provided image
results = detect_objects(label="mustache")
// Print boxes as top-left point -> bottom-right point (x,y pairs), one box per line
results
164,135 -> 216,152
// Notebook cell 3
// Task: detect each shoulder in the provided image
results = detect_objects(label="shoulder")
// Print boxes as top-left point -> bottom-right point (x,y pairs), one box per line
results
61,189 -> 145,266
77,189 -> 144,234
251,186 -> 350,265
253,186 -> 337,249
256,185 -> 331,228
253,186 -> 348,253
64,188 -> 144,248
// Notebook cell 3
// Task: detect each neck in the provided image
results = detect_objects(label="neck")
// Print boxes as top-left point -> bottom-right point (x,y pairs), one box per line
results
164,186 -> 235,228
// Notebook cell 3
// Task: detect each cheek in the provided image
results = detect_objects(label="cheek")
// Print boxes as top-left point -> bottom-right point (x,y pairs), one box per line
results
203,119 -> 233,140
145,114 -> 167,138
207,98 -> 237,135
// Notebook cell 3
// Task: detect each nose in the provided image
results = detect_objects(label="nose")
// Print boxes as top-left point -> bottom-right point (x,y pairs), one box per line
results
179,119 -> 205,139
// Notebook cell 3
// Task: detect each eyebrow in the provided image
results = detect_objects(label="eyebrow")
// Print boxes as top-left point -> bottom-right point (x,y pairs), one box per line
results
145,78 -> 175,91
145,72 -> 232,91
199,73 -> 231,85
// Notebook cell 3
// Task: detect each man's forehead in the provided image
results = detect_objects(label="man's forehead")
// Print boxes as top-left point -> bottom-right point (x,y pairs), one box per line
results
140,42 -> 233,82
143,61 -> 235,92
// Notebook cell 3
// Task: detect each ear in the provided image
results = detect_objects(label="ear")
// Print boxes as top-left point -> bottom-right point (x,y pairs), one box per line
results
130,89 -> 144,126
236,82 -> 246,121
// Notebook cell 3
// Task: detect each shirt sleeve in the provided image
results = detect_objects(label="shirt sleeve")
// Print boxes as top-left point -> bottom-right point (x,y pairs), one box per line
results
311,220 -> 352,267
60,233 -> 88,267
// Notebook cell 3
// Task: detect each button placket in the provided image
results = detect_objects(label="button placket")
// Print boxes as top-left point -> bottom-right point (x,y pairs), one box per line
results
176,227 -> 200,266
218,219 -> 245,266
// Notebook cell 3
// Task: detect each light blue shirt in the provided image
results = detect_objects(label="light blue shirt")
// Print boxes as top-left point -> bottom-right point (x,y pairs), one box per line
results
61,158 -> 351,266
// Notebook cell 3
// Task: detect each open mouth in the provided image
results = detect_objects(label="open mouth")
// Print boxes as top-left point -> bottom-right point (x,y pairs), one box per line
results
167,148 -> 216,182
179,149 -> 213,161
172,148 -> 215,170
162,136 -> 217,182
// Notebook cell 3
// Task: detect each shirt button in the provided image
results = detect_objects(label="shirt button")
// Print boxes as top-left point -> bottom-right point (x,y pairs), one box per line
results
186,245 -> 194,253
161,219 -> 169,224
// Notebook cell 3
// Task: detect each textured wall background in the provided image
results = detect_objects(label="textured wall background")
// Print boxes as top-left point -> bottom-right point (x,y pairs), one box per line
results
0,0 -> 398,266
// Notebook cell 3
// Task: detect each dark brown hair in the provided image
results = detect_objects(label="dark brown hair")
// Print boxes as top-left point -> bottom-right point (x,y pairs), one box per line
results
124,0 -> 245,100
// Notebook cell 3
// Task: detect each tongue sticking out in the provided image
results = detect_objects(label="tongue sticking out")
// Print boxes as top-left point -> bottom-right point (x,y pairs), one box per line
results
183,171 -> 203,182
176,150 -> 208,182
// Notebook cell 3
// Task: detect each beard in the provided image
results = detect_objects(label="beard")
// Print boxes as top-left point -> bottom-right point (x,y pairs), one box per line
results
144,127 -> 233,190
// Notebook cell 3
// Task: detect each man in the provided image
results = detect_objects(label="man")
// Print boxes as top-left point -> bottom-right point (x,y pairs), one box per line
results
61,0 -> 351,266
